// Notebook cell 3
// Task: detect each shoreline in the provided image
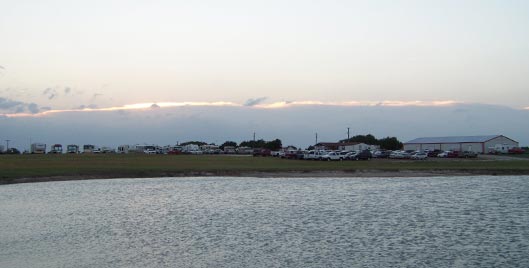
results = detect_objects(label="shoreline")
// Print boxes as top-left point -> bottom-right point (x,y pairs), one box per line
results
3,169 -> 529,185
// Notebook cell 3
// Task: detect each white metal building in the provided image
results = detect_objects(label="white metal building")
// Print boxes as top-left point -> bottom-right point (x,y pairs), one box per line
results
403,135 -> 519,153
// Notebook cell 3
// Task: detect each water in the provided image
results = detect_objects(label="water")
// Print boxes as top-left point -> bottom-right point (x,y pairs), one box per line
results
1,176 -> 529,268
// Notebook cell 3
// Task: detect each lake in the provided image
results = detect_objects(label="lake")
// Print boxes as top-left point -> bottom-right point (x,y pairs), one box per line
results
1,176 -> 528,267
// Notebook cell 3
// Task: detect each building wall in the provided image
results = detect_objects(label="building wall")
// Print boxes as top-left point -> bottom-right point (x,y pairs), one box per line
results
341,143 -> 379,151
404,142 -> 484,153
459,143 -> 484,153
403,143 -> 442,151
484,136 -> 518,153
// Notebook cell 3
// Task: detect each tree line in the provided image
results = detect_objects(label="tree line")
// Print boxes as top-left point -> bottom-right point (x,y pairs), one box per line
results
339,134 -> 403,150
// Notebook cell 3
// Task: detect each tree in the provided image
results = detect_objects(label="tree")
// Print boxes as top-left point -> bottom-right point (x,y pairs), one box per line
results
264,139 -> 282,150
339,134 -> 403,150
240,139 -> 266,148
220,141 -> 237,150
378,137 -> 403,150
180,141 -> 208,146
340,134 -> 377,144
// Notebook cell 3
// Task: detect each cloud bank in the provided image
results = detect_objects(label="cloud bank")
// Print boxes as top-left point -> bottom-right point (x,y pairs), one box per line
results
2,102 -> 528,150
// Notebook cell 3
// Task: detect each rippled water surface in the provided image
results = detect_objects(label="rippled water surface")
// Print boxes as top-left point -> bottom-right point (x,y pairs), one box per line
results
1,176 -> 529,267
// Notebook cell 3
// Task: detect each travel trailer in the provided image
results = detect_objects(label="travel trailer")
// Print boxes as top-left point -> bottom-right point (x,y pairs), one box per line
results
117,145 -> 130,154
30,143 -> 46,154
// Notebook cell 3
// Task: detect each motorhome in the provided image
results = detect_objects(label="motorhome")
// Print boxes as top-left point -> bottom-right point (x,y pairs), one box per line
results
49,144 -> 63,154
67,145 -> 79,154
30,143 -> 47,154
83,144 -> 95,153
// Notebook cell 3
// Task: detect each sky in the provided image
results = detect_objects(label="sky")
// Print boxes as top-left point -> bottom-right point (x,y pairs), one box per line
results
1,0 -> 529,149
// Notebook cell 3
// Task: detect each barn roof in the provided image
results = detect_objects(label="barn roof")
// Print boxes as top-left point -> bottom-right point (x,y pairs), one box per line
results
405,135 -> 502,144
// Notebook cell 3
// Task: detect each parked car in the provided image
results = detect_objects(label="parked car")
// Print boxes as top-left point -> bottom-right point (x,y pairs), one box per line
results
437,151 -> 450,158
321,151 -> 344,161
447,151 -> 460,158
508,148 -> 525,154
411,152 -> 428,160
427,150 -> 442,157
344,151 -> 358,160
349,150 -> 372,160
373,150 -> 391,158
460,151 -> 477,158
253,148 -> 271,157
390,150 -> 411,159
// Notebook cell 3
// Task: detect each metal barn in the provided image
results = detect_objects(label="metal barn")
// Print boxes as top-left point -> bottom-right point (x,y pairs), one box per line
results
403,135 -> 519,153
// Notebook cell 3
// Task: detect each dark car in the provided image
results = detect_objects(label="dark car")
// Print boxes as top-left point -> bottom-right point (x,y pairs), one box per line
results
253,148 -> 271,157
353,150 -> 372,160
460,151 -> 477,158
447,151 -> 460,158
427,150 -> 442,157
373,150 -> 391,158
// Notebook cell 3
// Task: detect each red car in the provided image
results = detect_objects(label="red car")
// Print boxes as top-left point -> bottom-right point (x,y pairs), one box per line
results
508,148 -> 525,154
447,151 -> 460,158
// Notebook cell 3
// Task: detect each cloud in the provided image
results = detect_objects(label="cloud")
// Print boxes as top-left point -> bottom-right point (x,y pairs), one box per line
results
151,103 -> 160,109
0,97 -> 40,114
27,103 -> 40,114
64,87 -> 71,94
244,97 -> 268,106
0,65 -> 4,69
43,88 -> 58,100
74,104 -> 99,110
92,93 -> 103,99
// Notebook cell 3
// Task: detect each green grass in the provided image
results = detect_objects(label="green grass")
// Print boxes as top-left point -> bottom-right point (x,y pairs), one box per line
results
1,154 -> 529,183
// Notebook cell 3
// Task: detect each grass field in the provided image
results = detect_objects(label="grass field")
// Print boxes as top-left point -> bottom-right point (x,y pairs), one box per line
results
1,154 -> 529,184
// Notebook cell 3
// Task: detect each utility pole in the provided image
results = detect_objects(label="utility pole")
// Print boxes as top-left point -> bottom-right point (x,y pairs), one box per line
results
315,133 -> 318,145
6,139 -> 10,150
347,127 -> 350,140
253,132 -> 256,142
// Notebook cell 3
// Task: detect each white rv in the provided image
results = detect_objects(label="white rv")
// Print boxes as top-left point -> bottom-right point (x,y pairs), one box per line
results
117,145 -> 130,154
30,143 -> 47,154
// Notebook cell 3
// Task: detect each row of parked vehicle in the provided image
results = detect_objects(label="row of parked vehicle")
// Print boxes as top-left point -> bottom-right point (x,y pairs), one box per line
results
266,148 -> 481,161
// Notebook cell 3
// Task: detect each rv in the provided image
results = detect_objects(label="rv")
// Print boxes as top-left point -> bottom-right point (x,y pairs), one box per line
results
67,145 -> 79,154
101,147 -> 114,153
83,144 -> 95,153
30,143 -> 47,154
49,144 -> 63,154
117,145 -> 130,154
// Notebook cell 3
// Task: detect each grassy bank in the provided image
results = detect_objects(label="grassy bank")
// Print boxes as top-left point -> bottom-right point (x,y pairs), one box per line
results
1,154 -> 529,184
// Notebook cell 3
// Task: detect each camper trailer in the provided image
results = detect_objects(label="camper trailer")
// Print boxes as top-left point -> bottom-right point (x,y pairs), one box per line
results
117,145 -> 130,154
30,143 -> 46,154
67,145 -> 79,154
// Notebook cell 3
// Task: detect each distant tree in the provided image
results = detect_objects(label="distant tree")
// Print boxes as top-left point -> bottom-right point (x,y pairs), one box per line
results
340,134 -> 378,144
180,141 -> 208,146
264,139 -> 282,150
378,137 -> 403,150
240,139 -> 266,148
220,141 -> 237,149
306,145 -> 315,150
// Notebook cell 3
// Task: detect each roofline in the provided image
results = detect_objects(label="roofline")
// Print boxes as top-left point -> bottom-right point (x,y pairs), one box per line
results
404,142 -> 488,145
405,135 -> 519,145
484,135 -> 518,144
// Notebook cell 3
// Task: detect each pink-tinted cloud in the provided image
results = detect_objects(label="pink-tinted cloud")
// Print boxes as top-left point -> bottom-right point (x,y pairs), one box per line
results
0,100 -> 466,118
